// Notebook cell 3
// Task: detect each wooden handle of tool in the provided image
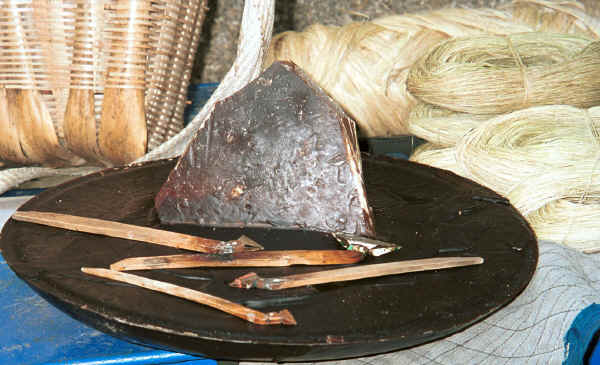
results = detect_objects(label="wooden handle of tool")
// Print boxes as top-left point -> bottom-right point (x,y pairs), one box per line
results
82,267 -> 296,325
231,256 -> 485,290
11,210 -> 247,254
110,250 -> 364,271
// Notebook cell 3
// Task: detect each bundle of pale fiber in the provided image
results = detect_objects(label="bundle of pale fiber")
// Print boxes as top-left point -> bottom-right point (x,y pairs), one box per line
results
406,33 -> 600,144
264,0 -> 599,137
406,33 -> 600,114
402,3 -> 600,252
410,105 -> 600,252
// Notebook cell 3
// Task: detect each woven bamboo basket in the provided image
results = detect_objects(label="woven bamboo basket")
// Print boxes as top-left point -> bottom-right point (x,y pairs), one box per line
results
0,0 -> 207,167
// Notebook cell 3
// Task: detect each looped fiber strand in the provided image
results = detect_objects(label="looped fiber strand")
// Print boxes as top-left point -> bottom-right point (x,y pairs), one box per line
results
406,34 -> 600,115
410,106 -> 600,252
265,0 -> 599,136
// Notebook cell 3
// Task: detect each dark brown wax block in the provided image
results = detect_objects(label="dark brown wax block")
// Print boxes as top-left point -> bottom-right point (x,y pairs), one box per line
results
155,61 -> 375,237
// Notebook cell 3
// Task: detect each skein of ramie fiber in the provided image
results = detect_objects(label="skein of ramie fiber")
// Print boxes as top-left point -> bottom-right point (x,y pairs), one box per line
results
265,0 -> 599,136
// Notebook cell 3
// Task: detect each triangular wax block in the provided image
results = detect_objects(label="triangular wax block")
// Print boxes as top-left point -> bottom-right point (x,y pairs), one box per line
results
155,61 -> 375,237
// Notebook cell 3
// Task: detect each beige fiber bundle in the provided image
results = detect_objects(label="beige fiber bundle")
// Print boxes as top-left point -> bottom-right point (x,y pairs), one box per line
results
407,33 -> 600,115
509,0 -> 600,38
265,0 -> 599,137
410,105 -> 600,252
527,197 -> 600,253
407,103 -> 489,147
495,160 -> 600,252
508,161 -> 600,215
409,143 -> 465,176
455,105 -> 600,196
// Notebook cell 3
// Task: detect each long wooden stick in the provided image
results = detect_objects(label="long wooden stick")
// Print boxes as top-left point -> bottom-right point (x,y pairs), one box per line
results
81,267 -> 296,325
230,256 -> 484,290
12,211 -> 263,254
110,250 -> 365,271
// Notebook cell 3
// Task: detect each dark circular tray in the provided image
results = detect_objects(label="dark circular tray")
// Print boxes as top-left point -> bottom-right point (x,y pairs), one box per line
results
0,155 -> 537,362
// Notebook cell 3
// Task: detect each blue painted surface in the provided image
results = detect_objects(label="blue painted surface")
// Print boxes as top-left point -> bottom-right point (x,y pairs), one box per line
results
562,302 -> 600,364
0,188 -> 45,197
591,337 -> 600,365
183,83 -> 219,126
41,350 -> 215,365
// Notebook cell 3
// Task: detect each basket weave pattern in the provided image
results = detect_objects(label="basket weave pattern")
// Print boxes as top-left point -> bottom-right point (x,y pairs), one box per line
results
0,0 -> 207,167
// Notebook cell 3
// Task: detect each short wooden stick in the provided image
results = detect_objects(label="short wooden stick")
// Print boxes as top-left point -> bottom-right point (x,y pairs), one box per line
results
230,256 -> 484,290
81,267 -> 297,326
12,211 -> 263,254
110,250 -> 365,271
